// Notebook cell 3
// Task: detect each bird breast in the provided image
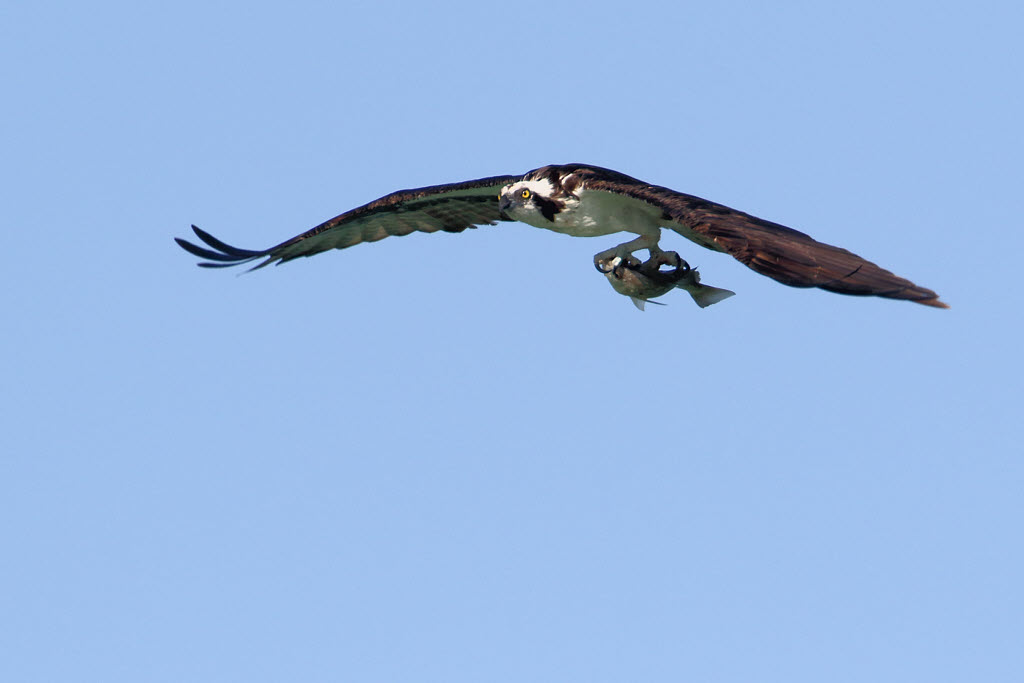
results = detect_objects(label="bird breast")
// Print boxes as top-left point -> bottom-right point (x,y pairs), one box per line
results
554,189 -> 664,238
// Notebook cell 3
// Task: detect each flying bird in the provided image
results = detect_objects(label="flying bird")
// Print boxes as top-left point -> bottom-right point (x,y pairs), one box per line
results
176,163 -> 946,308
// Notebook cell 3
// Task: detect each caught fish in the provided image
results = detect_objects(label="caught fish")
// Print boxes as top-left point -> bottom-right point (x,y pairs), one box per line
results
597,253 -> 736,310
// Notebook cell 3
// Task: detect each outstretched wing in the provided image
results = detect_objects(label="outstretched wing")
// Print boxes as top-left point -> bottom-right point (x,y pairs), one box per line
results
575,166 -> 947,308
176,173 -> 521,270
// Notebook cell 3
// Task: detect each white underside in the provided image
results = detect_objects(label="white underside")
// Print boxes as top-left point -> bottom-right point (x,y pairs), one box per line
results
522,188 -> 665,240
560,189 -> 663,237
504,182 -> 724,256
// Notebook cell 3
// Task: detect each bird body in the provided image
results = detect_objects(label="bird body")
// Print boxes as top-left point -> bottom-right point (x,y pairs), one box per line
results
177,163 -> 946,308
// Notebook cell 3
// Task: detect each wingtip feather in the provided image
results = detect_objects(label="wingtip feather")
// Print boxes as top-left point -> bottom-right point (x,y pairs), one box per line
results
176,225 -> 268,267
915,297 -> 949,309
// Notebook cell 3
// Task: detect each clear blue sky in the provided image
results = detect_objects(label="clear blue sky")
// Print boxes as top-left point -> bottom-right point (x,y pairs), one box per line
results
3,1 -> 1022,681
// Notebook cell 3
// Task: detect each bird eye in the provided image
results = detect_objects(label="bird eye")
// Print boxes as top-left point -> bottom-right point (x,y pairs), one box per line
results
521,189 -> 531,199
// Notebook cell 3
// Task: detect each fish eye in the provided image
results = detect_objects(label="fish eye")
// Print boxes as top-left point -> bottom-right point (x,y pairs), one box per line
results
521,189 -> 531,199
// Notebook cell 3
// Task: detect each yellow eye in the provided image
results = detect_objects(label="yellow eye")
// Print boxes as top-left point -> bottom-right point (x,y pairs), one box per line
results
520,189 -> 531,199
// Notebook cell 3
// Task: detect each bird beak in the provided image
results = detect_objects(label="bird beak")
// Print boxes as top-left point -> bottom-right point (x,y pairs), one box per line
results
498,195 -> 512,219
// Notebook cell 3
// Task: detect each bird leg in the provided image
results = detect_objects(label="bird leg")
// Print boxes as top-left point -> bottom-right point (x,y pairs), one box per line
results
592,233 -> 663,272
640,249 -> 685,273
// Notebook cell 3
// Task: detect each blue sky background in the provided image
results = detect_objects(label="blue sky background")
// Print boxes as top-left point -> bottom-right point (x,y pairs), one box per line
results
3,1 -> 1022,681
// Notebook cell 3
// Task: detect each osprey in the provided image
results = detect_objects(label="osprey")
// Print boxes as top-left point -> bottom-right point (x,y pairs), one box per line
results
176,163 -> 946,308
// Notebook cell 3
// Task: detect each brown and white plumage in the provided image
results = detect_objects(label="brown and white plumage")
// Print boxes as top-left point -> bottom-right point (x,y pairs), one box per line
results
177,163 -> 946,308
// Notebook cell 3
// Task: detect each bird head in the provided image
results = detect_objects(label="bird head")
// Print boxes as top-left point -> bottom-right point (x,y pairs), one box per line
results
498,178 -> 561,225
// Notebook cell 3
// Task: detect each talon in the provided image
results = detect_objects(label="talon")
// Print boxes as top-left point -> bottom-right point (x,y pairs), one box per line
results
595,255 -> 622,274
650,250 -> 682,269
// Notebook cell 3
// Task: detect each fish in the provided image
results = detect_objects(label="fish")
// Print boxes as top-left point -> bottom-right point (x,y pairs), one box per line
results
596,252 -> 736,310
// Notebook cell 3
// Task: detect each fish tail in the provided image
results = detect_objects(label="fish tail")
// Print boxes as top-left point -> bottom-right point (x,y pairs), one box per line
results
686,283 -> 736,308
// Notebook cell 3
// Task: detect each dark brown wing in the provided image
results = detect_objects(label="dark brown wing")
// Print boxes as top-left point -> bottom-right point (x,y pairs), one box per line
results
574,166 -> 947,308
176,174 -> 521,270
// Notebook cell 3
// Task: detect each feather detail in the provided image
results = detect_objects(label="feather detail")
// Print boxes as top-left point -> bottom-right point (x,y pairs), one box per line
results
176,174 -> 520,269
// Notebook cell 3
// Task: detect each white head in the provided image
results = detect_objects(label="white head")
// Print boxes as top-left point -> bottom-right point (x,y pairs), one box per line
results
498,177 -> 560,226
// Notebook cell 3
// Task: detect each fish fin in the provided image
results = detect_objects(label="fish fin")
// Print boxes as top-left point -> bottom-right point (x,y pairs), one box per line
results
630,297 -> 668,310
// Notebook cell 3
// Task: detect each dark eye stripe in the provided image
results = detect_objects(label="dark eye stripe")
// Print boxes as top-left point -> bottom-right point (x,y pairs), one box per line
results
534,196 -> 562,222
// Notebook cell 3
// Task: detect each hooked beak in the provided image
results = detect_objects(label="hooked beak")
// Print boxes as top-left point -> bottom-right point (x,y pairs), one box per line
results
498,195 -> 512,220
